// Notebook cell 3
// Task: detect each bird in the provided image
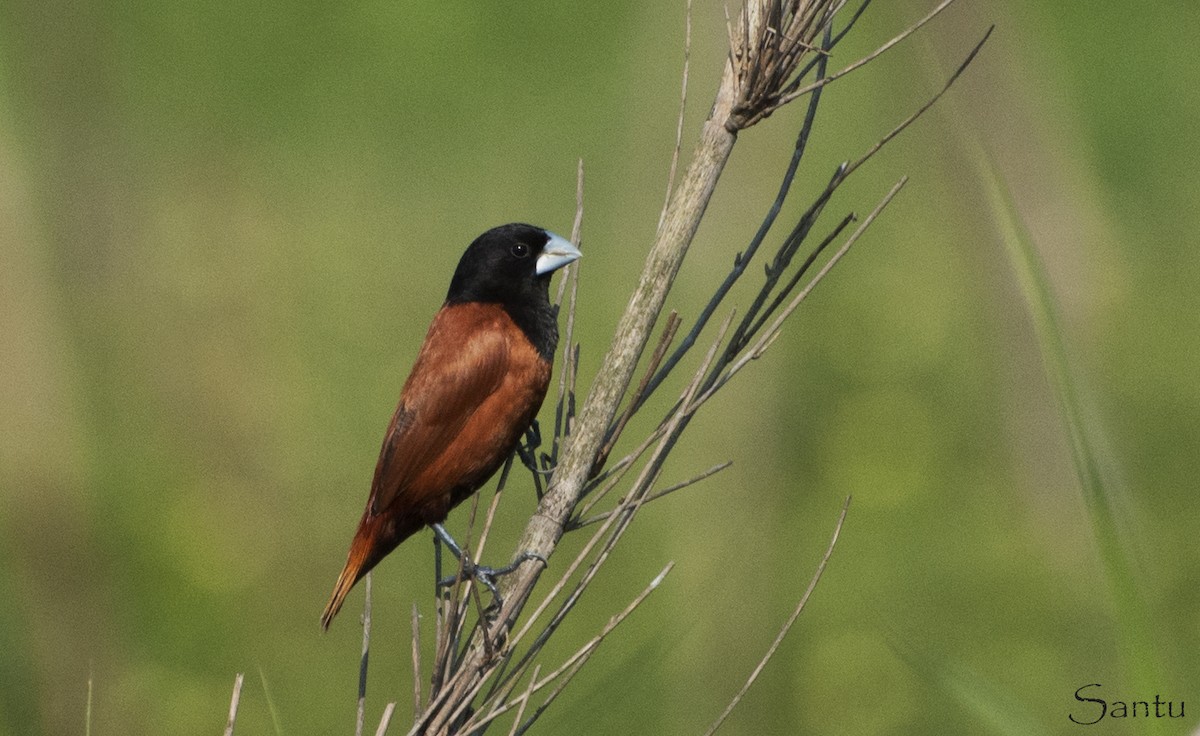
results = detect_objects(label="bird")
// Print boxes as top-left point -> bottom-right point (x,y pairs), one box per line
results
321,223 -> 581,630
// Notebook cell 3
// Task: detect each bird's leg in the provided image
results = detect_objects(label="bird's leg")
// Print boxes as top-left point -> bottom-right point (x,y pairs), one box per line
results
518,421 -> 556,478
431,523 -> 547,603
516,420 -> 554,476
431,522 -> 468,561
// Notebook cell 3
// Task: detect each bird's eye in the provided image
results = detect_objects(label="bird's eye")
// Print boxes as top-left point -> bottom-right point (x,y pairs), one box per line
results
510,243 -> 530,258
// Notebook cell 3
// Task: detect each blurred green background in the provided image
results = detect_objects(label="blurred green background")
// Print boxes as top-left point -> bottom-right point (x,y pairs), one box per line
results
2,0 -> 1197,733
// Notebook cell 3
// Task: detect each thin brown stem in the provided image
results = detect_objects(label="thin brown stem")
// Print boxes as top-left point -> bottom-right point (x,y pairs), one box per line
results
595,311 -> 681,471
774,0 -> 959,111
841,24 -> 993,180
504,664 -> 541,736
411,603 -> 422,721
570,460 -> 732,530
702,497 -> 851,736
357,573 -> 372,736
658,0 -> 693,235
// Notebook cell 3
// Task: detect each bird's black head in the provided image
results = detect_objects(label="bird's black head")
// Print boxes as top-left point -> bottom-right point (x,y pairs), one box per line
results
446,223 -> 580,307
446,223 -> 581,359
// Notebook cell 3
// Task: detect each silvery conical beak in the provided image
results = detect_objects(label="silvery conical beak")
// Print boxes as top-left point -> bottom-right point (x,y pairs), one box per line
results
536,231 -> 582,275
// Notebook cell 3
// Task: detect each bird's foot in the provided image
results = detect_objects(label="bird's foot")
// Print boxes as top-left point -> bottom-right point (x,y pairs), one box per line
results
436,551 -> 548,601
432,524 -> 547,605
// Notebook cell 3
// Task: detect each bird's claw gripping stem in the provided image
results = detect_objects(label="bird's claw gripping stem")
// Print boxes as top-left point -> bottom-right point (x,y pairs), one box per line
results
432,523 -> 547,603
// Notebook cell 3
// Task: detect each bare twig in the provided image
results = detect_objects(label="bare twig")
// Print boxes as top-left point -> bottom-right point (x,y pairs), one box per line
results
411,603 -> 422,722
634,20 -> 835,412
702,497 -> 851,736
223,673 -> 245,736
504,664 -> 541,736
841,23 -> 994,179
551,161 -> 585,469
470,477 -> 507,577
432,544 -> 448,693
509,315 -> 734,680
697,177 -> 908,407
595,311 -> 682,470
375,702 -> 397,736
641,20 -> 990,429
570,460 -> 732,530
580,414 -> 671,512
464,564 -> 675,735
508,564 -> 674,735
742,212 -> 855,341
357,573 -> 372,736
86,669 -> 94,736
771,0 -> 961,116
475,324 -> 732,709
658,0 -> 694,234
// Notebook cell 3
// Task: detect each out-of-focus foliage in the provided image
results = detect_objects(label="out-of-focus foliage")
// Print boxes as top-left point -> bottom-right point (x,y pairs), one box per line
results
1,1 -> 1196,734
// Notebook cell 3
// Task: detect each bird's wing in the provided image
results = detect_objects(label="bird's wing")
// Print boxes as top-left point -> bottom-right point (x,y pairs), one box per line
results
368,305 -> 510,515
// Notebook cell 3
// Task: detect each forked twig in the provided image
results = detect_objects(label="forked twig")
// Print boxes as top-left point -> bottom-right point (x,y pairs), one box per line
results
509,564 -> 674,735
570,460 -> 732,530
694,177 -> 909,410
465,564 -> 675,735
772,0 -> 960,114
633,19 -> 836,413
841,23 -> 994,180
504,664 -> 541,736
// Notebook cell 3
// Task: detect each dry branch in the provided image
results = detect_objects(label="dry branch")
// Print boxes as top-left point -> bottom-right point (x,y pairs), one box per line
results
703,497 -> 851,736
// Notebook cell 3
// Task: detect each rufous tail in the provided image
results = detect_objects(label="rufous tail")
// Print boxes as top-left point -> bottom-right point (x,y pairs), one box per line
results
321,537 -> 371,630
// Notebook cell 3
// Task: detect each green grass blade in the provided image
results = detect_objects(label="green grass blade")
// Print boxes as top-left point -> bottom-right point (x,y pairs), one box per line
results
258,667 -> 285,736
978,152 -> 1164,717
924,654 -> 1052,736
